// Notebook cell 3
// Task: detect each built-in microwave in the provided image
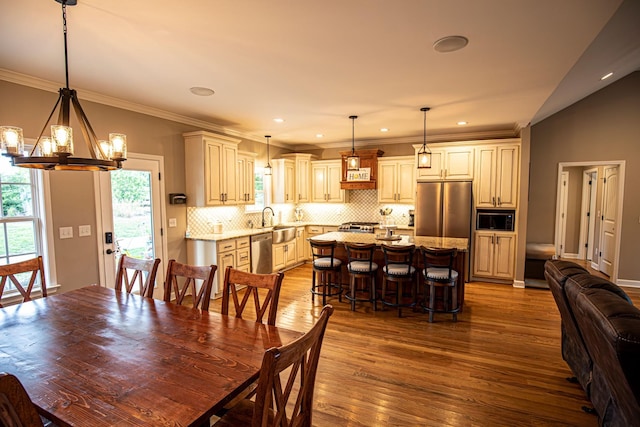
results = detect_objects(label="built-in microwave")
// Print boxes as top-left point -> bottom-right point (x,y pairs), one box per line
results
476,210 -> 515,231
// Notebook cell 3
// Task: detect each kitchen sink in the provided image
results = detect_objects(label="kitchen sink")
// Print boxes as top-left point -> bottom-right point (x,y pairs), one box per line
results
272,226 -> 296,244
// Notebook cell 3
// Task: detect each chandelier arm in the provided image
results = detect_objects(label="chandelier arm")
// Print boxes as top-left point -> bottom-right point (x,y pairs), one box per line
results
28,93 -> 63,156
71,92 -> 104,158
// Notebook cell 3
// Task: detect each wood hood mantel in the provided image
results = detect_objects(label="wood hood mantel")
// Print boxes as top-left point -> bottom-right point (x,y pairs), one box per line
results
339,148 -> 384,190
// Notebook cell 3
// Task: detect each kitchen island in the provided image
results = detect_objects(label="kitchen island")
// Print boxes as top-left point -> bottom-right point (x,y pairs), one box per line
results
310,231 -> 468,310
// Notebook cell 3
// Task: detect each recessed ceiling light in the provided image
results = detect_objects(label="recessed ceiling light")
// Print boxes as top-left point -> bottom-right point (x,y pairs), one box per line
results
433,35 -> 469,53
273,118 -> 285,123
189,87 -> 215,96
316,134 -> 324,138
601,72 -> 613,80
380,128 -> 389,132
457,121 -> 468,126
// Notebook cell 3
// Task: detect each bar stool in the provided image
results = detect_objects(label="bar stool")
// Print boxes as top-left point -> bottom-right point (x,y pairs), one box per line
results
420,246 -> 459,322
344,243 -> 378,311
380,244 -> 417,317
309,239 -> 343,305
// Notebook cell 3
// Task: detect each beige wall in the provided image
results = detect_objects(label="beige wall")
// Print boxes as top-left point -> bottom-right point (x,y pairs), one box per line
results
0,80 -> 259,290
529,71 -> 640,280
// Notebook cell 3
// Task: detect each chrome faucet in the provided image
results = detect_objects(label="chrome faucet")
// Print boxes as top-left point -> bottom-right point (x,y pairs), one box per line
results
261,207 -> 275,227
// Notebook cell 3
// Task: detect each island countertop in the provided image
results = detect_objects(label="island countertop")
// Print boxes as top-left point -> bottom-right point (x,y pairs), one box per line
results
309,231 -> 469,252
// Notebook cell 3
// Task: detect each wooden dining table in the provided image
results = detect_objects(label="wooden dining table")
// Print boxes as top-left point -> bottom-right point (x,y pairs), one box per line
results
0,285 -> 302,427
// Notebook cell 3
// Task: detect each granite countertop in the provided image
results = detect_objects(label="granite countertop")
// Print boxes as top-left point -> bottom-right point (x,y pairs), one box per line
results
187,222 -> 341,242
309,231 -> 469,251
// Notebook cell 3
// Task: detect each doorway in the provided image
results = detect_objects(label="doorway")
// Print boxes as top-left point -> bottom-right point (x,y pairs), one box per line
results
94,154 -> 168,297
555,161 -> 625,283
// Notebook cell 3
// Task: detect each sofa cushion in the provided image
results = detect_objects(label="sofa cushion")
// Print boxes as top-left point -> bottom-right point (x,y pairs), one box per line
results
544,260 -> 588,287
567,283 -> 640,425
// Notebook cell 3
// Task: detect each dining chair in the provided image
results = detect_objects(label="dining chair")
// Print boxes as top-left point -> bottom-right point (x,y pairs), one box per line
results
221,266 -> 284,326
163,259 -> 216,310
309,239 -> 343,306
420,246 -> 460,322
344,242 -> 378,311
0,372 -> 44,427
0,256 -> 46,308
214,305 -> 334,427
380,244 -> 417,317
114,255 -> 161,298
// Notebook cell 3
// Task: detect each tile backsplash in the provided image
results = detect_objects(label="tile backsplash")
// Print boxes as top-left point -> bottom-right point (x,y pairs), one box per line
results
187,190 -> 414,235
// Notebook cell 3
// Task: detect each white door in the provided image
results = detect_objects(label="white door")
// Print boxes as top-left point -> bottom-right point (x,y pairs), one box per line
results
557,171 -> 569,257
599,166 -> 618,276
96,155 -> 168,298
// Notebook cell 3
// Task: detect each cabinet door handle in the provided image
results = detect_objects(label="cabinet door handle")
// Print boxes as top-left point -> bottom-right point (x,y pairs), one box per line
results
498,197 -> 502,206
492,196 -> 496,206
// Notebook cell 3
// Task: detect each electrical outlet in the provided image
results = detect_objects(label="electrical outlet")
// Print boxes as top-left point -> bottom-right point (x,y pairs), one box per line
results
168,218 -> 177,227
59,226 -> 73,239
79,225 -> 91,237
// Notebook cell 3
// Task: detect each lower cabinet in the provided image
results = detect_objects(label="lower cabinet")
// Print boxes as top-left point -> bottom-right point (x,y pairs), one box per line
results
472,231 -> 516,280
273,241 -> 297,272
295,227 -> 306,262
187,236 -> 250,297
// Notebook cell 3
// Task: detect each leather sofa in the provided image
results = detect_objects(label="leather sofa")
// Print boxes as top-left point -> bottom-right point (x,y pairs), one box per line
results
544,260 -> 640,426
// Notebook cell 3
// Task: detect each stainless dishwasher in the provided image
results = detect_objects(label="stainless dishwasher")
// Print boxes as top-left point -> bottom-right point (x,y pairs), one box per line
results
250,232 -> 273,273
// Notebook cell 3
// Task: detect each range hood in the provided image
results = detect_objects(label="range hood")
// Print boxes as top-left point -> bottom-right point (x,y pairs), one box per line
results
339,148 -> 384,190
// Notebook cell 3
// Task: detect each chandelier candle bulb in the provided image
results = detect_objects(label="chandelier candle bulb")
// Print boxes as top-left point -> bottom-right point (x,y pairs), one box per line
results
109,133 -> 127,160
40,137 -> 54,156
0,127 -> 24,155
99,140 -> 112,160
51,125 -> 73,154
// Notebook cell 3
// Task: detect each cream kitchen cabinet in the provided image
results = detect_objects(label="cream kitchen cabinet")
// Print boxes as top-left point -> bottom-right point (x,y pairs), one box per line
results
295,227 -> 306,262
237,151 -> 256,205
186,236 -> 250,297
472,231 -> 516,280
378,156 -> 415,203
184,131 -> 240,206
273,240 -> 297,272
281,153 -> 315,203
311,160 -> 347,203
272,158 -> 296,204
415,146 -> 474,181
475,144 -> 519,208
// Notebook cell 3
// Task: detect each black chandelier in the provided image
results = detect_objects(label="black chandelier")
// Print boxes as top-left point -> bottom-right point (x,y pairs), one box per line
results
0,0 -> 126,171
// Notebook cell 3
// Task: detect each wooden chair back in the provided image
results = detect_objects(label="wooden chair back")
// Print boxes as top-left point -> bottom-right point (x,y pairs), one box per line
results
114,255 -> 160,298
252,304 -> 334,426
309,240 -> 338,263
0,372 -> 44,427
0,256 -> 46,308
345,243 -> 377,272
163,259 -> 217,310
222,266 -> 284,326
421,247 -> 458,283
381,244 -> 415,277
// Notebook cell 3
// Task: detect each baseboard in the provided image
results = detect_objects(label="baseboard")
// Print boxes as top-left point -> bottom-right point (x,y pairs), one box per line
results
617,279 -> 640,288
513,279 -> 525,289
562,253 -> 579,259
591,261 -> 599,270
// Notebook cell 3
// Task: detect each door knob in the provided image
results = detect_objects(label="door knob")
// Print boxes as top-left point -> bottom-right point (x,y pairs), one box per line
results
106,249 -> 114,254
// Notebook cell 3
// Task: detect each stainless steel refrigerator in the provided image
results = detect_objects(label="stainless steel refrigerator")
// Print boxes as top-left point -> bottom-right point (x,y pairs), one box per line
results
415,180 -> 472,239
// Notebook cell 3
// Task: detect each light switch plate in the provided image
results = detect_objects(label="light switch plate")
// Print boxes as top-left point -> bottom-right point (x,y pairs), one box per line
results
168,218 -> 177,227
59,226 -> 73,239
79,225 -> 91,237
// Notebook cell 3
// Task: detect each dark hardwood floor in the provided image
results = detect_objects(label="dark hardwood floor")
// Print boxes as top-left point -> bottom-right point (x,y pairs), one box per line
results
208,263 -> 640,426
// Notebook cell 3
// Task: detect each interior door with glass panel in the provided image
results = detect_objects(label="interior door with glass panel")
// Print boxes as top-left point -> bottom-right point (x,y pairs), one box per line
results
97,155 -> 166,297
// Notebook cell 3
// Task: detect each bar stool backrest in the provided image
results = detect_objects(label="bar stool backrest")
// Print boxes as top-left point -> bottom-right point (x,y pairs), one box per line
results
310,240 -> 339,269
382,244 -> 415,276
345,243 -> 376,271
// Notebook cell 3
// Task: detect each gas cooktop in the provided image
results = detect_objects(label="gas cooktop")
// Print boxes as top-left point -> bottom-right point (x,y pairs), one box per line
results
338,222 -> 377,233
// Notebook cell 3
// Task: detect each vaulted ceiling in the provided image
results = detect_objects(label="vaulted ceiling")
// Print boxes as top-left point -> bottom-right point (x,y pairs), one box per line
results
1,0 -> 639,149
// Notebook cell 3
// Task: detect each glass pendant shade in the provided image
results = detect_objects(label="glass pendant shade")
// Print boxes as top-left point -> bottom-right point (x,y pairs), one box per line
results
0,126 -> 25,155
109,133 -> 127,160
41,137 -> 55,156
51,125 -> 73,154
347,115 -> 360,171
417,107 -> 432,169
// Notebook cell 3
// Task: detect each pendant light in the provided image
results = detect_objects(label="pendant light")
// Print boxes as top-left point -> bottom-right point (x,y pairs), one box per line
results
346,115 -> 360,171
264,135 -> 272,176
0,0 -> 126,171
417,107 -> 432,169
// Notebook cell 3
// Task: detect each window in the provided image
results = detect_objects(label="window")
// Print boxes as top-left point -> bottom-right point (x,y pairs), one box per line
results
0,155 -> 43,292
245,168 -> 267,212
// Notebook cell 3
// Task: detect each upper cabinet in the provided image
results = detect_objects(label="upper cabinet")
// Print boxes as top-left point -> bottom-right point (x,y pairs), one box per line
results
237,151 -> 256,205
475,144 -> 519,208
377,156 -> 415,204
339,149 -> 384,190
311,160 -> 348,203
184,131 -> 240,206
272,158 -> 296,204
415,146 -> 474,181
281,153 -> 315,203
